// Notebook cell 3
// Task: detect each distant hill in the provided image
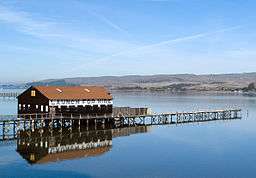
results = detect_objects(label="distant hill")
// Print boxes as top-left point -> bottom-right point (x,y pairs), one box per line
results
25,72 -> 256,93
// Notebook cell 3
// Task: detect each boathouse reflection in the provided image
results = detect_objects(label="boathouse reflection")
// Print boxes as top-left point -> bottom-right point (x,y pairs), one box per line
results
16,124 -> 150,164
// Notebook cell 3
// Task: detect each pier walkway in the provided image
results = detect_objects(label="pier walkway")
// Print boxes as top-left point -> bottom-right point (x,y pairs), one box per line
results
0,92 -> 19,99
0,109 -> 242,143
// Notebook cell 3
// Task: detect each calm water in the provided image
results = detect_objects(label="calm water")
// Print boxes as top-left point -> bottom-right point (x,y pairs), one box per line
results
0,92 -> 256,178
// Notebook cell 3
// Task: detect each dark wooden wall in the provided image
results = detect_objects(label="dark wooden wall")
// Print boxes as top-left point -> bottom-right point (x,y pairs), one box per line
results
17,87 -> 49,114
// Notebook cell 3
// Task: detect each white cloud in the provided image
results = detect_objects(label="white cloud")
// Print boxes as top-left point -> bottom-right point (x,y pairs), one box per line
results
87,10 -> 131,36
86,25 -> 243,63
0,5 -> 59,38
0,4 -> 137,58
0,3 -> 247,79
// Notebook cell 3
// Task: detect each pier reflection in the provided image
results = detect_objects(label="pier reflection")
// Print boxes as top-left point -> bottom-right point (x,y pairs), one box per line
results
16,124 -> 150,164
0,108 -> 241,164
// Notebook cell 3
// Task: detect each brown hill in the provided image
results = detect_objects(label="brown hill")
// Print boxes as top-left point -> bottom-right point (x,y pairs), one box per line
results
26,72 -> 256,92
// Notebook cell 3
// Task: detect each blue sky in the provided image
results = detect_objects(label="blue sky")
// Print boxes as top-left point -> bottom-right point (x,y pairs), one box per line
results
0,0 -> 256,83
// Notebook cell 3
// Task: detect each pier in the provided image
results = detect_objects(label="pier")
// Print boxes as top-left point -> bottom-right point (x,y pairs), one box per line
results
0,109 -> 242,142
0,92 -> 19,99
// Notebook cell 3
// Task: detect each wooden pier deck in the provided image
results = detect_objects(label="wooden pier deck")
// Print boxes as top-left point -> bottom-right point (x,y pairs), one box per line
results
0,92 -> 19,99
0,109 -> 242,142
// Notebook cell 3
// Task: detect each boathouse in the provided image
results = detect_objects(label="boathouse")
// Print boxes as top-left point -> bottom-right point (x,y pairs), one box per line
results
17,86 -> 113,115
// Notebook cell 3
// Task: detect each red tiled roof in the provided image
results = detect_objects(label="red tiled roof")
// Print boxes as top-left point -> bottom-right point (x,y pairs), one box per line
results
34,86 -> 112,100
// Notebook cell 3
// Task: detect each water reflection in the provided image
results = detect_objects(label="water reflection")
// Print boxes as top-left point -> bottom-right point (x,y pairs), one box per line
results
16,124 -> 150,164
0,93 -> 255,178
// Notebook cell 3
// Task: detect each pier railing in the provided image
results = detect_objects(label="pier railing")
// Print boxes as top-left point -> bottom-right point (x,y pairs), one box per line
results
0,109 -> 242,142
0,92 -> 19,99
0,108 -> 242,121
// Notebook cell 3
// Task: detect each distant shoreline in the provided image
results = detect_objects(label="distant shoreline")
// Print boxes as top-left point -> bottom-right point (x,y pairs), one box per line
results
1,72 -> 256,96
110,89 -> 243,95
1,88 -> 255,98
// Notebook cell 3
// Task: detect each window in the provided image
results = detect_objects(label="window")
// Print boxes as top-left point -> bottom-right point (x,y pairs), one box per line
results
36,105 -> 38,109
18,104 -> 21,111
41,105 -> 44,112
45,106 -> 49,112
31,90 -> 36,97
28,104 -> 31,110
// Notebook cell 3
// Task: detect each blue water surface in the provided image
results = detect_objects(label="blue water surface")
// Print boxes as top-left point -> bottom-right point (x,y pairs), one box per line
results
0,92 -> 256,178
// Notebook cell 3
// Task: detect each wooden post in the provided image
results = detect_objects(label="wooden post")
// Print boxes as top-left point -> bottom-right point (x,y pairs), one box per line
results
2,121 -> 5,140
78,119 -> 81,130
13,121 -> 16,138
86,119 -> 89,131
104,118 -> 106,129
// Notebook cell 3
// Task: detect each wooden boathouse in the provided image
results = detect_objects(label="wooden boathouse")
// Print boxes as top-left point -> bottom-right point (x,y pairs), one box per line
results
17,86 -> 113,115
